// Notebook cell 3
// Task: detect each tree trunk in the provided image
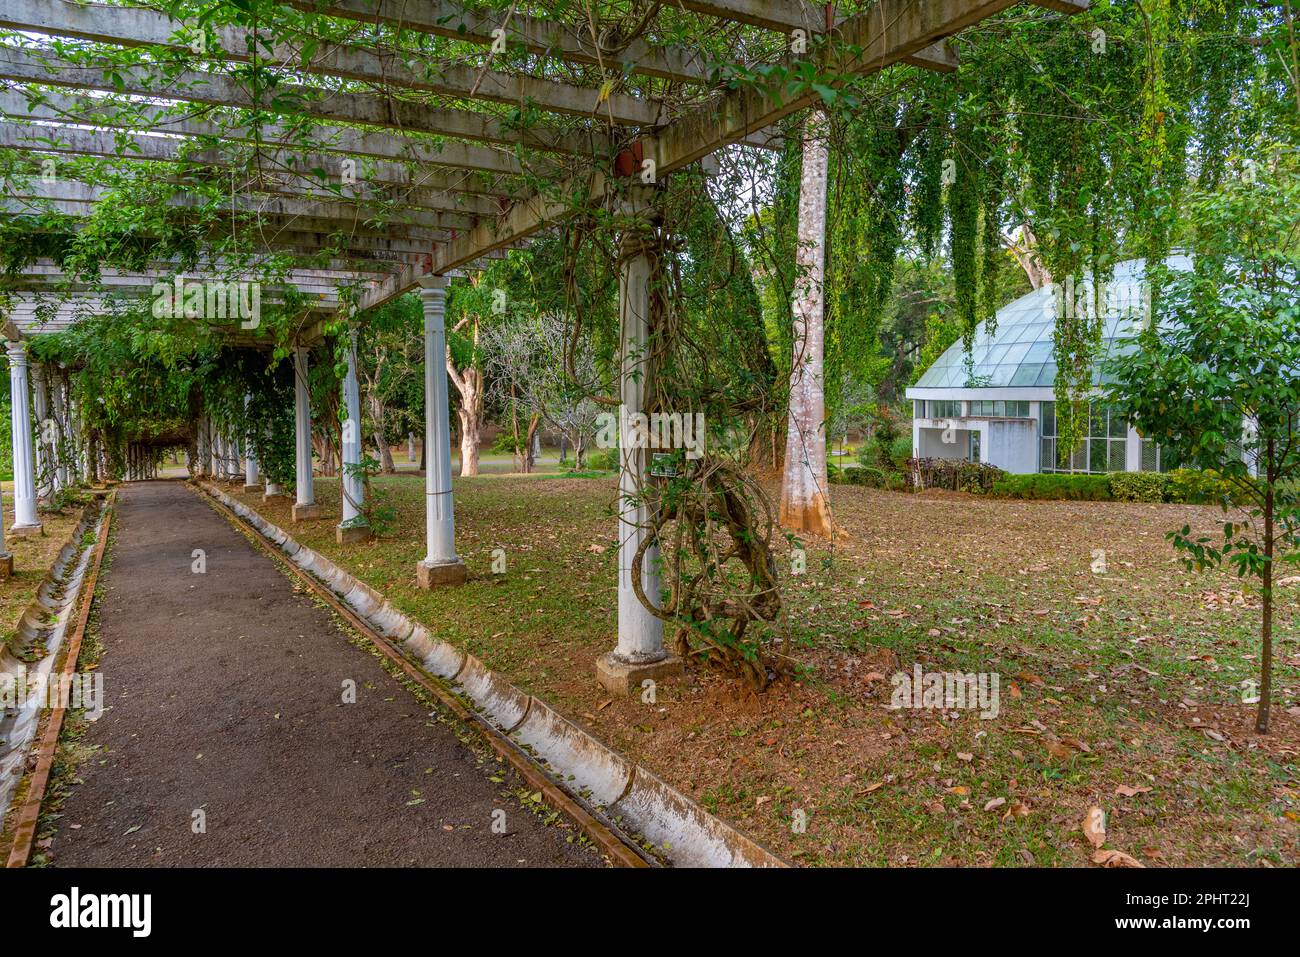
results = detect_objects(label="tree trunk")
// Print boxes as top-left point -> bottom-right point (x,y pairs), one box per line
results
446,318 -> 484,478
779,111 -> 835,538
523,412 -> 540,473
366,392 -> 395,473
454,366 -> 483,477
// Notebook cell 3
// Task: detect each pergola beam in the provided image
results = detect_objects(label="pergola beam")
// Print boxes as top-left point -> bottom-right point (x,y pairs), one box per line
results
0,92 -> 526,191
4,169 -> 480,231
0,0 -> 666,126
429,0 -> 1038,278
0,122 -> 510,218
0,46 -> 611,156
674,0 -> 826,31
286,0 -> 715,84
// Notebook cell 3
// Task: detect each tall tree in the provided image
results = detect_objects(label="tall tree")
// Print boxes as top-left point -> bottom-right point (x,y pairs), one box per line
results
779,112 -> 835,537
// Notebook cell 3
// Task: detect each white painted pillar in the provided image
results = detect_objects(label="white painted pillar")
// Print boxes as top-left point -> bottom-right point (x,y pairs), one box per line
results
407,432 -> 416,464
415,277 -> 464,586
31,364 -> 51,499
195,416 -> 210,479
596,195 -> 679,695
292,345 -> 318,519
613,212 -> 664,664
1125,424 -> 1143,472
209,418 -> 221,477
50,373 -> 68,492
340,328 -> 366,531
243,394 -> 261,490
6,341 -> 42,535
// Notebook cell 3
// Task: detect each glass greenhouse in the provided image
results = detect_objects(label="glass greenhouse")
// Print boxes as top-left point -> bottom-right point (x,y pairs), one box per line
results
904,258 -> 1187,475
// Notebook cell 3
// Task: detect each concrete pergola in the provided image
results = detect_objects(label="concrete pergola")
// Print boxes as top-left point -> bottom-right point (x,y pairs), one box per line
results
0,0 -> 1088,691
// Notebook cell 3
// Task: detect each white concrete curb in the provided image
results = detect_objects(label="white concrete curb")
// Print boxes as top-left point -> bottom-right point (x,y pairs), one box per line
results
0,500 -> 108,829
199,482 -> 785,868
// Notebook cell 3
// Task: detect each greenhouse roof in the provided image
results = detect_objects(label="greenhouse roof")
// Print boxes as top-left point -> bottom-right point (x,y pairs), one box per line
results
913,256 -> 1191,390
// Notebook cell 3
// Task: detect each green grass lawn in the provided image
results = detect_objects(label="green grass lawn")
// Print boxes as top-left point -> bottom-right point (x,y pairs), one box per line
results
219,473 -> 1300,867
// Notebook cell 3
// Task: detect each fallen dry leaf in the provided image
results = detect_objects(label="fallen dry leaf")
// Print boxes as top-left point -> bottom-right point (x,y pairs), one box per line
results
1115,784 -> 1152,798
1002,801 -> 1031,821
1083,806 -> 1107,848
984,797 -> 1006,812
1092,848 -> 1144,868
1042,733 -> 1073,760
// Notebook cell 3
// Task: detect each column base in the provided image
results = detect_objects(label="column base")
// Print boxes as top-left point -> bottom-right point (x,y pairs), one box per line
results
8,522 -> 43,539
0,553 -> 13,579
337,522 -> 372,545
243,483 -> 264,494
416,558 -> 467,588
595,651 -> 684,697
291,502 -> 322,522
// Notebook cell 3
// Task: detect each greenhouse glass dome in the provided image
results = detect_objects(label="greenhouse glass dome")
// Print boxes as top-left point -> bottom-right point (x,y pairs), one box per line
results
904,257 -> 1188,475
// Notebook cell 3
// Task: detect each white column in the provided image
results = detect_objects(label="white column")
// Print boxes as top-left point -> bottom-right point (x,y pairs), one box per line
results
243,394 -> 261,489
292,345 -> 318,518
195,416 -> 209,479
340,328 -> 366,532
407,432 -> 416,464
596,195 -> 679,694
31,364 -> 51,499
208,418 -> 221,477
48,372 -> 68,492
614,212 -> 664,663
6,342 -> 41,535
1125,424 -> 1143,472
415,277 -> 464,585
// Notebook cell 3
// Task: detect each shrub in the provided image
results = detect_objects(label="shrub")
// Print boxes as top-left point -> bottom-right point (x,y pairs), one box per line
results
1164,467 -> 1245,505
888,435 -> 914,470
1108,471 -> 1169,502
908,457 -> 1006,494
585,446 -> 619,472
990,473 -> 1113,500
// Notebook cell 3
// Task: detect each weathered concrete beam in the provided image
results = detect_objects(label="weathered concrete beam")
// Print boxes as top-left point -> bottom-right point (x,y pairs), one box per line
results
0,46 -> 610,156
0,0 -> 666,125
3,180 -> 469,236
431,0 -> 1039,277
287,0 -> 715,84
0,198 -> 445,254
904,41 -> 960,73
0,122 -> 510,218
0,92 -> 529,189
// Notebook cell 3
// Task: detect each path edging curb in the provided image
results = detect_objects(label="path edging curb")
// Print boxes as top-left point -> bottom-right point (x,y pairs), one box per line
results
198,481 -> 785,868
0,495 -> 112,863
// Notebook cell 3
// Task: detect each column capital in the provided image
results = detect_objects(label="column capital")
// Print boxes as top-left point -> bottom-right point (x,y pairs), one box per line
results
5,339 -> 27,364
417,275 -> 449,292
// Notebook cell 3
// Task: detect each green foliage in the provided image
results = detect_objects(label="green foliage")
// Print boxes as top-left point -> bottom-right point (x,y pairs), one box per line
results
342,455 -> 397,535
584,446 -> 619,472
990,473 -> 1113,501
1163,467 -> 1244,506
1106,151 -> 1300,730
910,458 -> 1008,494
1107,471 -> 1169,502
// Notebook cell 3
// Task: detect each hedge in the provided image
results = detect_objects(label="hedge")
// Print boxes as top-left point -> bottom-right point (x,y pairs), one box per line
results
1108,471 -> 1168,502
990,473 -> 1114,500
